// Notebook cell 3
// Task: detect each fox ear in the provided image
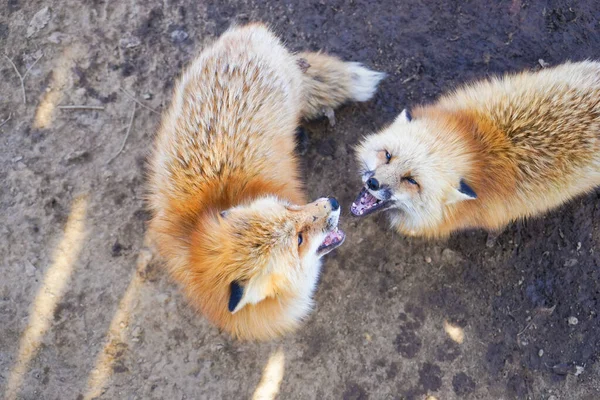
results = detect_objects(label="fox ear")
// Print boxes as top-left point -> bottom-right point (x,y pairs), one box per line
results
396,108 -> 412,123
228,276 -> 271,314
228,281 -> 244,312
446,179 -> 477,205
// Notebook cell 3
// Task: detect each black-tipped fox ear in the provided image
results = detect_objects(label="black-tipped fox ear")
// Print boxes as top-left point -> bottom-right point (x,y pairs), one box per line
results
229,275 -> 271,313
446,179 -> 477,205
397,108 -> 412,123
459,179 -> 477,199
228,281 -> 244,312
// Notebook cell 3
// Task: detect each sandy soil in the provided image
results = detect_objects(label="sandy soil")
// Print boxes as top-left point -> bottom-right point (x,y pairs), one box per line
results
1,1 -> 600,399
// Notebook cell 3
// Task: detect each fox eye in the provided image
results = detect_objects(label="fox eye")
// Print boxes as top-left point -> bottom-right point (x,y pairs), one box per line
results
404,176 -> 419,186
298,232 -> 303,246
385,150 -> 392,163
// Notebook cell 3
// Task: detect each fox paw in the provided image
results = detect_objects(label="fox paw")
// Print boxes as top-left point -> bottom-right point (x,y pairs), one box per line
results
323,107 -> 336,127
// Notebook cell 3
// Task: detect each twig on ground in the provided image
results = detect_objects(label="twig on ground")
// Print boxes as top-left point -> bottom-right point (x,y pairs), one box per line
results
0,113 -> 12,128
517,320 -> 534,337
3,53 -> 43,105
517,305 -> 556,337
401,74 -> 419,84
23,54 -> 43,79
119,88 -> 159,114
4,55 -> 25,104
58,105 -> 106,110
106,103 -> 137,165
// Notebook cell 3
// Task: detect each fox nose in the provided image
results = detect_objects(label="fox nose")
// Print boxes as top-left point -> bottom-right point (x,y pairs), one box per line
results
328,197 -> 340,211
367,177 -> 380,191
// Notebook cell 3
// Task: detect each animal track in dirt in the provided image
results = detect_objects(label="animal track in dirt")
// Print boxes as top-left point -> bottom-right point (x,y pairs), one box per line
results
394,304 -> 426,359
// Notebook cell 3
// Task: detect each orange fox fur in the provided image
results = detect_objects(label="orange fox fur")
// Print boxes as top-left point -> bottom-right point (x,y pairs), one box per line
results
354,61 -> 600,238
147,23 -> 383,340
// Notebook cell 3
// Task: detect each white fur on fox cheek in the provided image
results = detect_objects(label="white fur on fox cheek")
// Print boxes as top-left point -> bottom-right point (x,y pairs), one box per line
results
390,191 -> 445,232
300,209 -> 336,261
309,232 -> 328,257
285,256 -> 322,323
290,235 -> 325,318
391,190 -> 412,203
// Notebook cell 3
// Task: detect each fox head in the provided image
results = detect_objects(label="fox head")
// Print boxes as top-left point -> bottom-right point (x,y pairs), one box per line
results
352,109 -> 478,235
187,196 -> 344,340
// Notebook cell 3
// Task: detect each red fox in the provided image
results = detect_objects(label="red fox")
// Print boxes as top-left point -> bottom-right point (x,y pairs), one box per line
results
147,23 -> 384,340
352,61 -> 600,238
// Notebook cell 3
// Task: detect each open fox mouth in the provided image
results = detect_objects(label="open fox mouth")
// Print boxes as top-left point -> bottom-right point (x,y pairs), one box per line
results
350,188 -> 393,217
317,227 -> 345,256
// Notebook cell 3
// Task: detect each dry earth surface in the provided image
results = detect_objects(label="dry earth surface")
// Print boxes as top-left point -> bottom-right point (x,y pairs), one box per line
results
1,1 -> 600,399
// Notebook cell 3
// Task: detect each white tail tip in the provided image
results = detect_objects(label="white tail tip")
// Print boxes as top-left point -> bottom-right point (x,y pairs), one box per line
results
347,63 -> 386,102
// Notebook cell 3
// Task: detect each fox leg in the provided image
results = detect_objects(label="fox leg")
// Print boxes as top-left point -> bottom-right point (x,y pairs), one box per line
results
296,52 -> 385,125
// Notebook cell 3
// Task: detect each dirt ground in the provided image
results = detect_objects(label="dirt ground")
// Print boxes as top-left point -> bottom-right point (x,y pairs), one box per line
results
2,1 -> 600,399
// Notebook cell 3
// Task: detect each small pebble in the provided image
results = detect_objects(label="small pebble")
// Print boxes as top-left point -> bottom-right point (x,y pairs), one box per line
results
425,256 -> 432,263
72,87 -> 87,99
157,293 -> 170,304
564,258 -> 578,267
131,326 -> 143,342
538,349 -> 544,357
552,363 -> 570,375
568,316 -> 578,325
547,396 -> 557,400
170,29 -> 189,43
441,248 -> 460,263
47,31 -> 70,44
25,261 -> 37,277
119,35 -> 141,49
27,6 -> 51,38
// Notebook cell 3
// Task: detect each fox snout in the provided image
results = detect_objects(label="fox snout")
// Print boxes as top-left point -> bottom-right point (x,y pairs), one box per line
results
366,177 -> 380,191
361,170 -> 375,183
365,177 -> 392,201
328,197 -> 340,211
326,200 -> 340,230
305,197 -> 340,230
305,197 -> 345,257
309,197 -> 340,212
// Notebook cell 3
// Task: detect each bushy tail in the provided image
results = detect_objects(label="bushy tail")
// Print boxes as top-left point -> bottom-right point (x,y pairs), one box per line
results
297,52 -> 385,123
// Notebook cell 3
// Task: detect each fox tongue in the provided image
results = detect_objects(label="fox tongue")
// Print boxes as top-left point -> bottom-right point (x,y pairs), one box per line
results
351,188 -> 379,215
